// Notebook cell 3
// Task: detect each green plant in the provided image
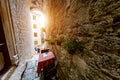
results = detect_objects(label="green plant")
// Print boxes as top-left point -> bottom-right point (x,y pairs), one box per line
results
62,39 -> 79,54
45,39 -> 56,45
46,37 -> 64,45
56,37 -> 64,45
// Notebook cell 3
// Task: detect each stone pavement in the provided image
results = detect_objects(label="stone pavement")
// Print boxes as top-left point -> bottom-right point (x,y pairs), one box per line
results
9,51 -> 61,80
21,54 -> 40,80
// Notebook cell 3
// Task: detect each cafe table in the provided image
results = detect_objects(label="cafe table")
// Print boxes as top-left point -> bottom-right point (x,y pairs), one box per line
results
37,51 -> 55,75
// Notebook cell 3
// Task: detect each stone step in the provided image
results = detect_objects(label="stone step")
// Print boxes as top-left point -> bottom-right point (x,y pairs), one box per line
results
9,62 -> 27,80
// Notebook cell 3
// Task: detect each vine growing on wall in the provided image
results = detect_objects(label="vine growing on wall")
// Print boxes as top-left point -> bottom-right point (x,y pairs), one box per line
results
62,39 -> 84,54
45,37 -> 64,45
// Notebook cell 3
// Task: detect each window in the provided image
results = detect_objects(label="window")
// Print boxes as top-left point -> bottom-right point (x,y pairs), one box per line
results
34,32 -> 37,37
33,15 -> 36,20
33,24 -> 37,29
34,41 -> 38,45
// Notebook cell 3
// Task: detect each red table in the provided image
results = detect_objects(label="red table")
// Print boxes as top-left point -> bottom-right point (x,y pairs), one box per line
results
37,51 -> 55,75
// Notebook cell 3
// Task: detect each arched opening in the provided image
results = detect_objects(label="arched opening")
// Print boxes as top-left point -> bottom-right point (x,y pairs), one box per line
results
30,9 -> 47,49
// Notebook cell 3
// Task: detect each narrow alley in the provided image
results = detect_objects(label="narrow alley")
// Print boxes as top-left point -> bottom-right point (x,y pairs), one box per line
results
0,0 -> 120,80
10,54 -> 39,80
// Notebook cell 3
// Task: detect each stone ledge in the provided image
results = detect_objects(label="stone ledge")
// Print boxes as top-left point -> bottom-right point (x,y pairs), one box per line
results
1,66 -> 16,80
9,62 -> 27,80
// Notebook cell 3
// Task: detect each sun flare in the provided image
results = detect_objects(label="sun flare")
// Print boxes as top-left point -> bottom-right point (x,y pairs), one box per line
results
31,10 -> 47,28
31,9 -> 47,47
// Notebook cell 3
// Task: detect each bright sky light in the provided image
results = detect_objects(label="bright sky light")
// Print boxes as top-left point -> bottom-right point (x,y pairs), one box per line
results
31,9 -> 47,28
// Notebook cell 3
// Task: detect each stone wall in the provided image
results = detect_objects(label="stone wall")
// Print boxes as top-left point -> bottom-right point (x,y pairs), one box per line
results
9,0 -> 34,63
47,0 -> 120,80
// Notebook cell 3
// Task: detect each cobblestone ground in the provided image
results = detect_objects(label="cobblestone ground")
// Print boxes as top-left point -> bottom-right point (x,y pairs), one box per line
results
21,55 -> 40,80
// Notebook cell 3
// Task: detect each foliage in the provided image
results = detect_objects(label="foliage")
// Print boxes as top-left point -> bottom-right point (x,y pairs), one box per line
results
45,39 -> 56,45
56,37 -> 64,45
46,37 -> 64,45
62,39 -> 83,54
41,28 -> 46,32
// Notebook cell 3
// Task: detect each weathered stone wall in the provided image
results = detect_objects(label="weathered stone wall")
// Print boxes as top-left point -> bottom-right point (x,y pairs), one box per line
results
47,0 -> 120,80
9,0 -> 34,63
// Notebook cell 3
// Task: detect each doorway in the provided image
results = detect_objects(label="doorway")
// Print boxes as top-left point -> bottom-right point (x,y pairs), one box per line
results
0,16 -> 11,76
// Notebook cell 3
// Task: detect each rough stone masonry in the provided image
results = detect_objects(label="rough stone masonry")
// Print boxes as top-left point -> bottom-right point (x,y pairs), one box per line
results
46,0 -> 120,80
